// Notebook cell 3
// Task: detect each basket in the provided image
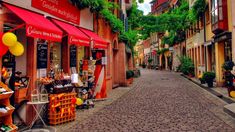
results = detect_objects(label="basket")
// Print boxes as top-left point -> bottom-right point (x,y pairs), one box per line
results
31,89 -> 39,102
40,88 -> 49,102
14,77 -> 30,104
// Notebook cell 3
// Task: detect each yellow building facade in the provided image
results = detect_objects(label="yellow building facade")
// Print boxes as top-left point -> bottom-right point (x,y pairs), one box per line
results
188,0 -> 233,86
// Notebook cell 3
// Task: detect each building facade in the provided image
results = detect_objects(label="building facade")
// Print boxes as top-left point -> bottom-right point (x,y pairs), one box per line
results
0,0 -> 132,126
185,0 -> 233,86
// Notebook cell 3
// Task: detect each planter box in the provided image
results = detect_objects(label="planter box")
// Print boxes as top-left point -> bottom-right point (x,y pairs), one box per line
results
126,78 -> 133,86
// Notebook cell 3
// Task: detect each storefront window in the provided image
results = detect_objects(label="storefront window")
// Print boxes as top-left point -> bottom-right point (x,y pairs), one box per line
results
50,42 -> 62,71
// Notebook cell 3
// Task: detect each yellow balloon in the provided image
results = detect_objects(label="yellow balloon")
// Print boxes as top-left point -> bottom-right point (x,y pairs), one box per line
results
9,42 -> 24,56
2,32 -> 17,47
230,91 -> 235,98
76,98 -> 83,106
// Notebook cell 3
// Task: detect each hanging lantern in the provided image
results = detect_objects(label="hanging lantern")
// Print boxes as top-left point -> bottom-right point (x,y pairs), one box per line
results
0,33 -> 8,57
2,32 -> 17,47
9,42 -> 24,56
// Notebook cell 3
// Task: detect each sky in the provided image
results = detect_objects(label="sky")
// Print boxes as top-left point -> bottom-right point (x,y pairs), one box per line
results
137,0 -> 152,15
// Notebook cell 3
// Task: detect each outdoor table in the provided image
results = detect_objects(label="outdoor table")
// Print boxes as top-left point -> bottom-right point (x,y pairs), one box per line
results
27,101 -> 49,129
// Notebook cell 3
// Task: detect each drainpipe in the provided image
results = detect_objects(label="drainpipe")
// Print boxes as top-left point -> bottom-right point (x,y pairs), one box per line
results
203,12 -> 207,72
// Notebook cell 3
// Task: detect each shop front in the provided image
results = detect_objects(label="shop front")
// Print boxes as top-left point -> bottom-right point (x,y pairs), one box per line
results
0,2 -> 63,130
213,31 -> 232,86
0,1 -> 109,130
79,28 -> 109,99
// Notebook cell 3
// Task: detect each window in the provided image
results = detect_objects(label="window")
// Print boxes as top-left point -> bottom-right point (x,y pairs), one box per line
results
211,0 -> 224,24
224,40 -> 232,61
211,0 -> 218,25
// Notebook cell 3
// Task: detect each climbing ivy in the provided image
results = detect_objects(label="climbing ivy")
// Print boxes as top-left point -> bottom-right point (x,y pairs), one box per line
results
71,0 -> 123,32
138,0 -> 206,44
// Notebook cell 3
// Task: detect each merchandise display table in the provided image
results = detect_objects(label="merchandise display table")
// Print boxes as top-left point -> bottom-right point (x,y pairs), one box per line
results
27,101 -> 49,129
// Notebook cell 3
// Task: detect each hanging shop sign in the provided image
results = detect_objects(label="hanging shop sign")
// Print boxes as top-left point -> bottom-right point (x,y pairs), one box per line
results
37,42 -> 48,69
70,45 -> 77,67
31,0 -> 80,25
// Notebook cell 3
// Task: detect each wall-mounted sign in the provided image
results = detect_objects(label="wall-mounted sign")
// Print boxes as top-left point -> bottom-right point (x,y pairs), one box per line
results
32,0 -> 80,25
37,42 -> 48,69
70,45 -> 77,67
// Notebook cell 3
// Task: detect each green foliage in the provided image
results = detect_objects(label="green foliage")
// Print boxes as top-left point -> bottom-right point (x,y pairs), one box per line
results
148,58 -> 153,64
162,32 -> 175,46
127,3 -> 144,30
119,30 -> 139,55
192,0 -> 206,18
126,70 -> 134,79
222,61 -> 234,71
157,48 -> 169,55
100,9 -> 123,32
72,0 -> 123,32
177,56 -> 195,75
202,72 -> 215,81
137,0 -> 206,40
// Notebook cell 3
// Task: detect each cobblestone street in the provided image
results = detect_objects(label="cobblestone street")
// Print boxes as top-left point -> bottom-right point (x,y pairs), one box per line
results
58,70 -> 235,132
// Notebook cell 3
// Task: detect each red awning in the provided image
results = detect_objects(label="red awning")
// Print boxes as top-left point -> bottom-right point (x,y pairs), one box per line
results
79,28 -> 109,49
51,19 -> 90,46
3,3 -> 62,42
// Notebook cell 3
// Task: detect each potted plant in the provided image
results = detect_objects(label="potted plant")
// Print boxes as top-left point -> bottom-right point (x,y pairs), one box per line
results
203,72 -> 215,87
142,63 -> 146,68
198,74 -> 205,84
126,70 -> 134,86
148,58 -> 153,69
222,61 -> 234,87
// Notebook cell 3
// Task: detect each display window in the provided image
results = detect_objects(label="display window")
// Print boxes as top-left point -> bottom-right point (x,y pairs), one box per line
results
50,42 -> 62,72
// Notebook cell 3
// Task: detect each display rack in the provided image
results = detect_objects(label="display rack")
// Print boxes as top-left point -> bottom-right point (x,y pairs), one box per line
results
48,93 -> 76,125
0,82 -> 18,132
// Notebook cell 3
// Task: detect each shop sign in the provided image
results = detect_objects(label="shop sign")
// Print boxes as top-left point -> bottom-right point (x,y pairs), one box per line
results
37,42 -> 48,69
70,45 -> 77,67
31,0 -> 80,25
69,36 -> 90,45
27,25 -> 62,42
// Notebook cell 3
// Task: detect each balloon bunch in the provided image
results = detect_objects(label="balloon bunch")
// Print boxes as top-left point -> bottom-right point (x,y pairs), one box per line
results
0,32 -> 24,57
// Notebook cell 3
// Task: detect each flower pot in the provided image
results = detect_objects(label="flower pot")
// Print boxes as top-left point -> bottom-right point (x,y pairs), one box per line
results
227,86 -> 235,97
207,81 -> 213,88
200,80 -> 205,84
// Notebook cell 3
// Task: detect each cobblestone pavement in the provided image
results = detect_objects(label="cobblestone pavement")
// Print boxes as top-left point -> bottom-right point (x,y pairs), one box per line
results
58,70 -> 235,132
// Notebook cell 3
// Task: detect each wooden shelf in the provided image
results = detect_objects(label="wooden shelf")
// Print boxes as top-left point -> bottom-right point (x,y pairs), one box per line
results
9,124 -> 18,132
0,105 -> 15,118
0,91 -> 14,100
0,82 -> 17,131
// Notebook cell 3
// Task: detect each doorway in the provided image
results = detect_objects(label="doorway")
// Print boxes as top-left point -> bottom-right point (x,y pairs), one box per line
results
112,40 -> 119,88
